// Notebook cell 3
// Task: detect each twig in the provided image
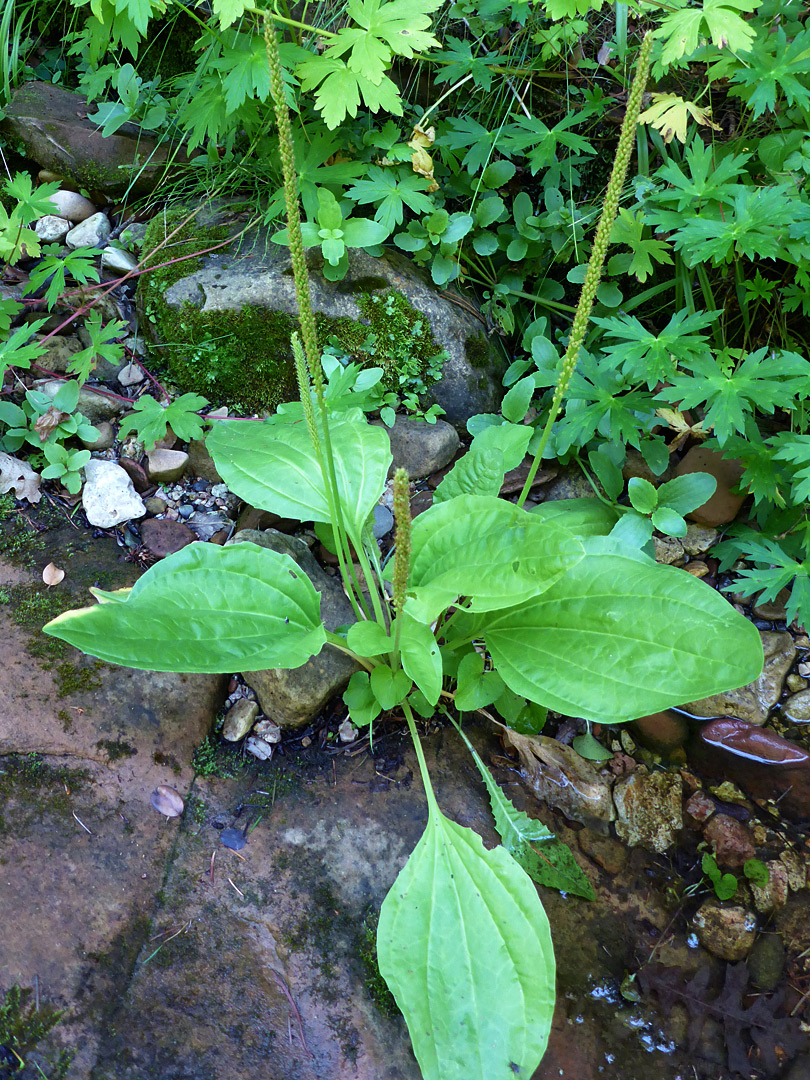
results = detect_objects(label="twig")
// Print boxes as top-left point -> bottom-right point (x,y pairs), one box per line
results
227,876 -> 245,898
72,811 -> 92,834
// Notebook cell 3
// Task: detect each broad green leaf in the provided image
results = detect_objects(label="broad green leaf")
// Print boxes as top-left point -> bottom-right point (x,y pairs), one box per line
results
342,216 -> 390,248
377,804 -> 555,1080
206,417 -> 391,541
657,472 -> 716,515
398,612 -> 442,706
651,506 -> 687,537
455,722 -> 595,900
347,620 -> 391,657
530,497 -> 619,538
404,495 -> 584,621
482,537 -> 763,723
501,377 -> 535,424
43,543 -> 326,672
370,664 -> 412,709
433,448 -> 505,504
344,671 -> 383,728
471,421 -> 532,470
609,511 -> 654,548
627,476 -> 658,515
454,651 -> 504,711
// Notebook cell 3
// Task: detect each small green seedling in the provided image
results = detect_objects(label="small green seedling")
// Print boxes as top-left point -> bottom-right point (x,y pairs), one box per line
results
40,443 -> 91,494
702,852 -> 769,900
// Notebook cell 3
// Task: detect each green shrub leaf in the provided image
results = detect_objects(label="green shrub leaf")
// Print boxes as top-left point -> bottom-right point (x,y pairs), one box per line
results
378,805 -> 555,1080
206,417 -> 391,540
43,542 -> 326,672
482,537 -> 763,722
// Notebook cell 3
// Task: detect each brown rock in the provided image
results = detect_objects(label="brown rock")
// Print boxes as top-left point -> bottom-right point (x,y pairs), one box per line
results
0,83 -> 187,197
612,768 -> 683,852
675,446 -> 745,526
689,717 -> 810,822
502,729 -> 616,832
118,456 -> 150,493
410,489 -> 434,517
753,588 -> 790,620
749,861 -> 789,914
187,437 -> 223,483
632,710 -> 690,755
684,630 -> 794,726
577,828 -> 628,875
782,688 -> 810,723
703,813 -> 756,869
693,902 -> 756,961
146,448 -> 189,484
140,518 -> 196,558
684,790 -> 716,827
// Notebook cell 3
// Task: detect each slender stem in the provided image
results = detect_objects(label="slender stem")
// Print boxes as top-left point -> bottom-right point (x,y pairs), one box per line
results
402,700 -> 439,816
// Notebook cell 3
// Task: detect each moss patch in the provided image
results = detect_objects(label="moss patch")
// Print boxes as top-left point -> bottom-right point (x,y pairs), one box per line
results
0,984 -> 72,1078
138,213 -> 446,410
0,752 -> 89,834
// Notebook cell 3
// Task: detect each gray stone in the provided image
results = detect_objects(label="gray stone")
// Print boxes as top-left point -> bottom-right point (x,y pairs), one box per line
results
222,698 -> 259,741
254,718 -> 281,743
783,688 -> 810,723
186,509 -> 230,541
117,360 -> 145,386
685,630 -> 795,726
372,503 -> 394,538
46,189 -> 96,222
692,902 -> 756,962
141,223 -> 504,427
539,462 -> 599,502
34,379 -> 126,423
80,420 -> 114,451
0,83 -> 187,197
380,415 -> 460,479
101,245 -> 138,274
34,333 -> 83,374
146,448 -> 189,484
82,458 -> 146,527
35,215 -> 70,242
66,212 -> 111,249
228,529 -> 361,729
612,768 -> 683,853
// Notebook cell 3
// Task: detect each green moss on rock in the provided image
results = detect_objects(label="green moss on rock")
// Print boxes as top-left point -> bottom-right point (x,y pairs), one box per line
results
138,214 -> 446,411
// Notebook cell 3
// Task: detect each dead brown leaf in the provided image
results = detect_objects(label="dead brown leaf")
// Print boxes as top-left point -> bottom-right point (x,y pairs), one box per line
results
42,562 -> 65,586
33,406 -> 69,442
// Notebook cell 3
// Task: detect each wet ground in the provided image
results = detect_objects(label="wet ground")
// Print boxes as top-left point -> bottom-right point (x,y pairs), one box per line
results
1,499 -> 808,1080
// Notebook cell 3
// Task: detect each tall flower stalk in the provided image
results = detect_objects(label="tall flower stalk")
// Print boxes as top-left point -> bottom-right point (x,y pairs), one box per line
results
517,32 -> 653,508
264,16 -> 388,623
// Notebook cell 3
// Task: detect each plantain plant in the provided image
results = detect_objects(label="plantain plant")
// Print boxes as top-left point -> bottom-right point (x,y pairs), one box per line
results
44,29 -> 763,1080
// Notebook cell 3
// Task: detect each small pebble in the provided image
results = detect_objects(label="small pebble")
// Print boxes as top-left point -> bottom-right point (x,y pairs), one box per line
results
211,483 -> 228,498
178,504 -> 194,519
254,719 -> 282,744
339,719 -> 358,743
245,735 -> 274,761
373,503 -> 394,539
192,480 -> 209,492
220,827 -> 246,851
150,786 -> 184,818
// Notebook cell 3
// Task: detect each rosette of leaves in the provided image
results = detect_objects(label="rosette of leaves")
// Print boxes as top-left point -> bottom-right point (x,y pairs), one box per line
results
272,187 -> 389,280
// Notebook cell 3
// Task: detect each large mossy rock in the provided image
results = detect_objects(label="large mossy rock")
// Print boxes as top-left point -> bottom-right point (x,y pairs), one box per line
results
0,83 -> 187,197
136,209 -> 505,427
